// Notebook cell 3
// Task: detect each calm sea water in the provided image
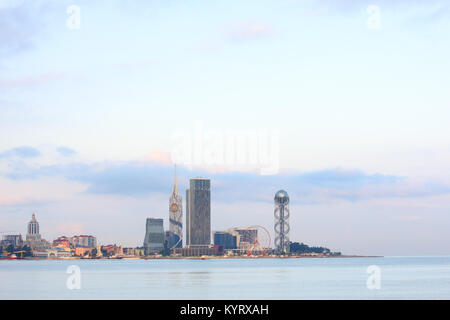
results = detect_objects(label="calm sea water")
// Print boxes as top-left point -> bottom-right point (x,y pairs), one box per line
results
1,256 -> 449,299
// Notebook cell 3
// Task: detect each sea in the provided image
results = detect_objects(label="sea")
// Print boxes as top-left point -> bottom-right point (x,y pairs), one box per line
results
1,256 -> 449,299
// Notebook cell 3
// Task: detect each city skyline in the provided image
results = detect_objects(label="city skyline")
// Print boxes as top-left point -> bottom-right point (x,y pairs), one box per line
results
1,157 -> 450,256
1,0 -> 450,256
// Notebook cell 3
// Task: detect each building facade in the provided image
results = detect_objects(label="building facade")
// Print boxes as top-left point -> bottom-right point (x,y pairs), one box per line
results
186,178 -> 211,247
101,244 -> 118,256
232,227 -> 258,250
26,213 -> 41,243
74,246 -> 94,257
172,245 -> 222,257
143,218 -> 164,254
186,188 -> 190,246
52,236 -> 70,248
71,235 -> 97,248
1,234 -> 23,247
26,213 -> 48,250
165,231 -> 179,249
213,231 -> 237,250
34,246 -> 72,258
168,165 -> 182,248
213,227 -> 259,252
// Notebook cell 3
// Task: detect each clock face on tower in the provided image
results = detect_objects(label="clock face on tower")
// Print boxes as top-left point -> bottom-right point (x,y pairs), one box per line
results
170,203 -> 179,212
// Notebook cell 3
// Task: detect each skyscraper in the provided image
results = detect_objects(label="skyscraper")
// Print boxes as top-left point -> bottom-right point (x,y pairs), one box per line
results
143,218 -> 164,255
186,178 -> 211,247
168,165 -> 182,248
26,213 -> 41,243
25,213 -> 48,250
186,188 -> 190,247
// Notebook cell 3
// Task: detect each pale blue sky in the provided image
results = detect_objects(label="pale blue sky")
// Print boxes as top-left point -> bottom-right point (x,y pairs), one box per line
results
1,0 -> 450,255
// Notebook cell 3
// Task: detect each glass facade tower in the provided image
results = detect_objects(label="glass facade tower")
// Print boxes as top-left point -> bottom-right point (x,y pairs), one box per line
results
143,218 -> 164,255
186,178 -> 211,247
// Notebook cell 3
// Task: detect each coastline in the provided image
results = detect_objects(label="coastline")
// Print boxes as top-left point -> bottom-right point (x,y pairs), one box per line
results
3,254 -> 383,261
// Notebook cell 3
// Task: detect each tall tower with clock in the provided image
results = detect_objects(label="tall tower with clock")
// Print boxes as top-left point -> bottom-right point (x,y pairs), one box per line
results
169,165 -> 183,248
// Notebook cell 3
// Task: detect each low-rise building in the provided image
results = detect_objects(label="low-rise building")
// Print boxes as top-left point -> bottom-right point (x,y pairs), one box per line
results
71,235 -> 97,248
1,234 -> 23,247
101,244 -> 118,256
52,236 -> 70,248
34,246 -> 72,258
213,231 -> 237,249
172,245 -> 222,257
74,246 -> 94,257
123,247 -> 145,256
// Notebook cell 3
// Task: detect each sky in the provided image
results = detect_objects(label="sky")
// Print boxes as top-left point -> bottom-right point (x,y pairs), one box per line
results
1,0 -> 450,256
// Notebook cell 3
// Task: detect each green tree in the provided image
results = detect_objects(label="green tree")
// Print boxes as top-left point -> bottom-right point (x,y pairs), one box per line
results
5,244 -> 14,255
21,245 -> 33,257
289,242 -> 332,254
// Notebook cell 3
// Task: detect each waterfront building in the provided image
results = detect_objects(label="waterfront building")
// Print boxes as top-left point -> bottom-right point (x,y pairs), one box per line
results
101,244 -> 118,256
143,218 -> 164,255
125,247 -> 144,256
168,165 -> 182,248
213,231 -> 237,250
74,246 -> 94,257
52,236 -> 70,248
186,188 -> 190,244
232,227 -> 258,250
172,245 -> 222,257
186,178 -> 211,247
32,245 -> 72,258
165,230 -> 179,249
123,247 -> 138,256
121,247 -> 145,257
26,213 -> 41,243
34,247 -> 72,258
213,227 -> 259,253
25,213 -> 49,250
1,234 -> 23,247
71,235 -> 97,248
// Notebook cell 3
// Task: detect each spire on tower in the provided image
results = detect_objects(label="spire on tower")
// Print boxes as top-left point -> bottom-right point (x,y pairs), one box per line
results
173,164 -> 178,195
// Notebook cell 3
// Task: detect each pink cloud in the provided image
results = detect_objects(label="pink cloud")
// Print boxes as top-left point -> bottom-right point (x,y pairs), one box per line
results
144,149 -> 173,165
